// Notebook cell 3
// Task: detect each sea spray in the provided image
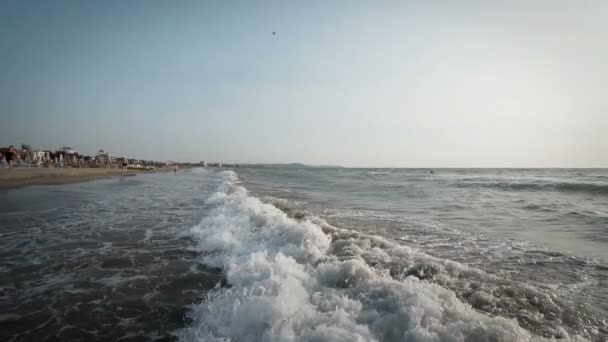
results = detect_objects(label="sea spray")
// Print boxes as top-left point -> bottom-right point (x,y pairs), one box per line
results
180,171 -> 586,342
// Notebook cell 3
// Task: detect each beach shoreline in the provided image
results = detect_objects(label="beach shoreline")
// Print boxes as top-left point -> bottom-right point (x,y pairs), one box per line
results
0,167 -> 173,189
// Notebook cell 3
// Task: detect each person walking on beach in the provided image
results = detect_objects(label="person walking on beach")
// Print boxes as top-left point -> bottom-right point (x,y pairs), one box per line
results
173,164 -> 178,174
122,156 -> 128,172
5,146 -> 18,171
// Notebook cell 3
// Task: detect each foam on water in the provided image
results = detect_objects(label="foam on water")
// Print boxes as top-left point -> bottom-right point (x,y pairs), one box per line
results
180,171 -> 588,342
0,171 -> 226,341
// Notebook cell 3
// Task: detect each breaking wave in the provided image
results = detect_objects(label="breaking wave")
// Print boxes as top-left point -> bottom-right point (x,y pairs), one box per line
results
179,171 -> 589,342
456,181 -> 608,195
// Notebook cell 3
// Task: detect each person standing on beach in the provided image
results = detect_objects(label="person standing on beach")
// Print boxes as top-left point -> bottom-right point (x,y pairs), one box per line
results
122,156 -> 128,172
173,164 -> 178,174
5,146 -> 18,171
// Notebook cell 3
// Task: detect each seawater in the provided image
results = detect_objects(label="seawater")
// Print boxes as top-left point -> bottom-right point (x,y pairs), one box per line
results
1,168 -> 607,341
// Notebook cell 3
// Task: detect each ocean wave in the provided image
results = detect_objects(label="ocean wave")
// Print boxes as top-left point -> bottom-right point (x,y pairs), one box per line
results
368,171 -> 392,176
456,181 -> 608,195
179,171 -> 589,342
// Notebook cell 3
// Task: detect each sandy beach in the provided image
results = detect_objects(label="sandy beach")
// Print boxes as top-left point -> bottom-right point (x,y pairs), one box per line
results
0,167 -> 170,189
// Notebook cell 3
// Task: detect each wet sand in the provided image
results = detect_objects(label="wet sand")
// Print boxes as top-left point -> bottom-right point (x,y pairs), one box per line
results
0,167 -> 171,189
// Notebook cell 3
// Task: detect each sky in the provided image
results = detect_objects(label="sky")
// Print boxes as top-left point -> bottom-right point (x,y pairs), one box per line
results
1,1 -> 607,167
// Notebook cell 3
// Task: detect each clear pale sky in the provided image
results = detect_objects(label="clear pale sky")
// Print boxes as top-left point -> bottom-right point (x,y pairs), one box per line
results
1,1 -> 607,167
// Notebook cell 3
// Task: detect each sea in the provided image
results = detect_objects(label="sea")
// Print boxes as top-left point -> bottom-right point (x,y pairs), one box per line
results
0,167 -> 607,341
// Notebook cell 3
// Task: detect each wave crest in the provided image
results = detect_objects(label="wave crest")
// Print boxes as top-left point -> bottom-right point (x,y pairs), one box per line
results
179,171 -> 586,342
456,181 -> 608,195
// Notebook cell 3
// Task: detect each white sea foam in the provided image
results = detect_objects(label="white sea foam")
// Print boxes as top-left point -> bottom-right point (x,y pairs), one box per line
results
368,171 -> 392,176
180,171 -> 586,342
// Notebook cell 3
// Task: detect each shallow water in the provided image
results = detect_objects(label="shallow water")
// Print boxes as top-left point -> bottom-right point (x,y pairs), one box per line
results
0,171 -> 224,341
1,168 -> 607,341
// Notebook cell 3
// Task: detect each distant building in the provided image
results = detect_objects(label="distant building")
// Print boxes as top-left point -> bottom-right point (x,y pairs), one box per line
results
95,150 -> 113,165
200,161 -> 207,167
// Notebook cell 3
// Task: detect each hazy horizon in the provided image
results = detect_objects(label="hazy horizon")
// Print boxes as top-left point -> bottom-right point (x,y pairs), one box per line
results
1,1 -> 607,168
